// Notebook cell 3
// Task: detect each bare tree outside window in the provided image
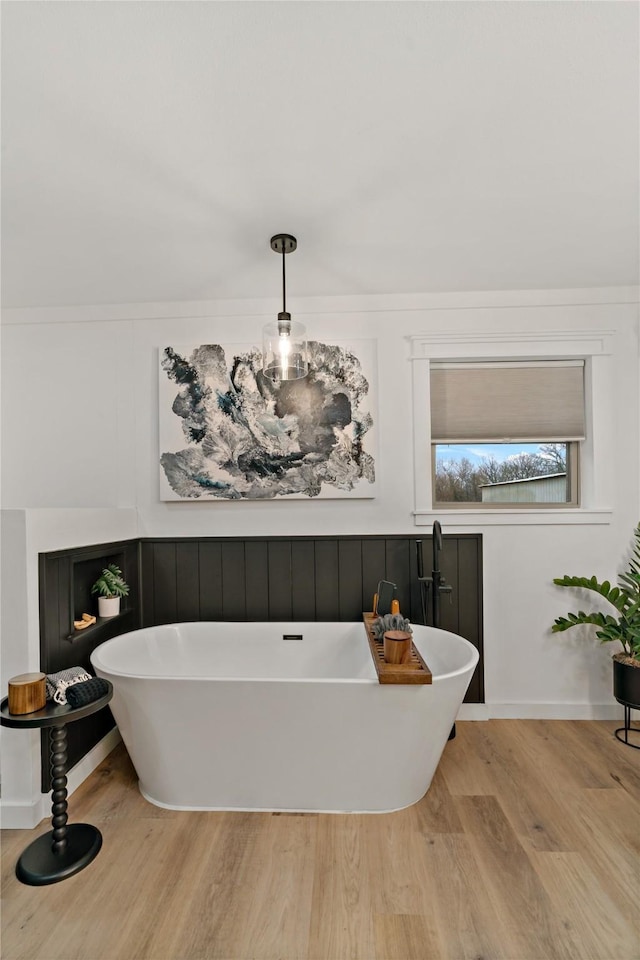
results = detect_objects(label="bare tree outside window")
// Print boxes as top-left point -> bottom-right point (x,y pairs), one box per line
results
434,443 -> 568,503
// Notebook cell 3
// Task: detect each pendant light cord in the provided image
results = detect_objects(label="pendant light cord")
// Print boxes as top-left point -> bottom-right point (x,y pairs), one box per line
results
282,248 -> 287,314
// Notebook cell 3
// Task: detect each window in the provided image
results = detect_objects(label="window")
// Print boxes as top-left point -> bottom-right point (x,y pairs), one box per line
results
410,326 -> 615,526
430,361 -> 584,507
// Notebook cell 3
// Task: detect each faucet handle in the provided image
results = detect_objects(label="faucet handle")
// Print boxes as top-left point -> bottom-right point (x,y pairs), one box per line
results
440,581 -> 453,603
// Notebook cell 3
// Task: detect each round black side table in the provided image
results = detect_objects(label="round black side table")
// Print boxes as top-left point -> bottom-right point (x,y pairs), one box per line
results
0,681 -> 113,885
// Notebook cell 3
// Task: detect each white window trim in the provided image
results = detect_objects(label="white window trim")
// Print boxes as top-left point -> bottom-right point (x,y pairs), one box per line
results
410,329 -> 615,526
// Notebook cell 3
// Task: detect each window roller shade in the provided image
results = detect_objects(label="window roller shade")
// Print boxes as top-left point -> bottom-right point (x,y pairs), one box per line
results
430,362 -> 585,443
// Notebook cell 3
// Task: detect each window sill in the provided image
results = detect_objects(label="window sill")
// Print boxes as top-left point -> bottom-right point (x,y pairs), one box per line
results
413,509 -> 612,526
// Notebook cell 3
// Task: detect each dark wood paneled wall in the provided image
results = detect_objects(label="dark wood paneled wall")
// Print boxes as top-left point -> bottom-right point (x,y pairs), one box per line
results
39,533 -> 483,790
39,539 -> 141,790
140,534 -> 484,702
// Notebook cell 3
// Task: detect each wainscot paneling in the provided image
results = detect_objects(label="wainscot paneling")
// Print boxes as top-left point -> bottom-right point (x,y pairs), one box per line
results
38,539 -> 141,791
140,534 -> 484,703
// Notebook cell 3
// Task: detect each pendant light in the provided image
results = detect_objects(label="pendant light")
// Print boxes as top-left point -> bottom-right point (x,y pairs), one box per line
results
262,234 -> 309,382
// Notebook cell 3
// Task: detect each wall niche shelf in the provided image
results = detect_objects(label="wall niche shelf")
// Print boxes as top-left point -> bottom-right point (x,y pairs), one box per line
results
64,609 -> 134,644
72,553 -> 126,622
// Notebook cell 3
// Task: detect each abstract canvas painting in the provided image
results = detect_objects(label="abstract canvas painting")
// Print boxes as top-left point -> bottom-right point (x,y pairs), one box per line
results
159,340 -> 377,500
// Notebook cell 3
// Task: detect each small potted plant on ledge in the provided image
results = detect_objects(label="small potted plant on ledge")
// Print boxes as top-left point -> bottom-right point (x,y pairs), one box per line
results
552,522 -> 640,737
91,564 -> 130,619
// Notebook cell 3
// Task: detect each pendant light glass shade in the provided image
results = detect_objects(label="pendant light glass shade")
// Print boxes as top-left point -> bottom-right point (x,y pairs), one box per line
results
262,234 -> 309,382
262,316 -> 309,382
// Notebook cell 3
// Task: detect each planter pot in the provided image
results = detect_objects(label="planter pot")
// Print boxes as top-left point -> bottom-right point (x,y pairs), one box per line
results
98,596 -> 120,619
613,655 -> 640,708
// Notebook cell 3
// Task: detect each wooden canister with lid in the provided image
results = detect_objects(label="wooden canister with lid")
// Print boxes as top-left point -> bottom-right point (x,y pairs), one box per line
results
7,673 -> 46,715
383,631 -> 412,665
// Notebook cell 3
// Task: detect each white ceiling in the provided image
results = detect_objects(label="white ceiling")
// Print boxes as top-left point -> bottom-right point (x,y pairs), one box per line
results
2,1 -> 638,309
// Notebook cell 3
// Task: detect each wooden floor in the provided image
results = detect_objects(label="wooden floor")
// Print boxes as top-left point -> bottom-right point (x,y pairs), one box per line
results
2,720 -> 639,960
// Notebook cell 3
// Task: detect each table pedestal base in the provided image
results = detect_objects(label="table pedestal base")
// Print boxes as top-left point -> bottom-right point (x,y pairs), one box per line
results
16,823 -> 102,886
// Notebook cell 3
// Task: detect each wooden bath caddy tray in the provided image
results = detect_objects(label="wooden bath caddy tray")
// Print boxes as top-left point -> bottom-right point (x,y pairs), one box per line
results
362,613 -> 432,685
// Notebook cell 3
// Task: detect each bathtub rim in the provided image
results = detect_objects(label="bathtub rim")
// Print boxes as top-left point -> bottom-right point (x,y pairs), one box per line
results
90,620 -> 479,685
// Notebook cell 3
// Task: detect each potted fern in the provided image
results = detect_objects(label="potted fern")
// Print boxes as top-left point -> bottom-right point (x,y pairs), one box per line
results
91,564 -> 130,618
552,522 -> 640,713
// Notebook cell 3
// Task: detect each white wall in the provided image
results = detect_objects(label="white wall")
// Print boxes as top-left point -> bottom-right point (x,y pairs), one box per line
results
1,287 -> 639,824
0,510 -> 40,824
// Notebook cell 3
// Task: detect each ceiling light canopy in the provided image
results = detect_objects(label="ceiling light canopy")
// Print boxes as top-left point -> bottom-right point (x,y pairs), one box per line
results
262,234 -> 309,382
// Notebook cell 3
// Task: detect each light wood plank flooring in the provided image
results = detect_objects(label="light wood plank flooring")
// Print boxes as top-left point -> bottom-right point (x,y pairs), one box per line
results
2,721 -> 639,960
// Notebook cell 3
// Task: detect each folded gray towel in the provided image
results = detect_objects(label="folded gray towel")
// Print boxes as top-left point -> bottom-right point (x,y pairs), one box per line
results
46,667 -> 92,704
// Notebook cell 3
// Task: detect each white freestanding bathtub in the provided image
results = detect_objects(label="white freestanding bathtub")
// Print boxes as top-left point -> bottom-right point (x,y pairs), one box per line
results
91,621 -> 478,813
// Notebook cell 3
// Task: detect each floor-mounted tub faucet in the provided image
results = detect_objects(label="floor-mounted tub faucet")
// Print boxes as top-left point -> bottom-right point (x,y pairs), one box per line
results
416,521 -> 452,629
417,522 -> 456,740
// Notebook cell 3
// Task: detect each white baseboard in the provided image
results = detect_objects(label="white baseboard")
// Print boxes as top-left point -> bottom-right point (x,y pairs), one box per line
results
0,797 -> 46,830
65,726 -> 122,797
459,703 -> 628,721
0,727 -> 121,830
457,703 -> 490,720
